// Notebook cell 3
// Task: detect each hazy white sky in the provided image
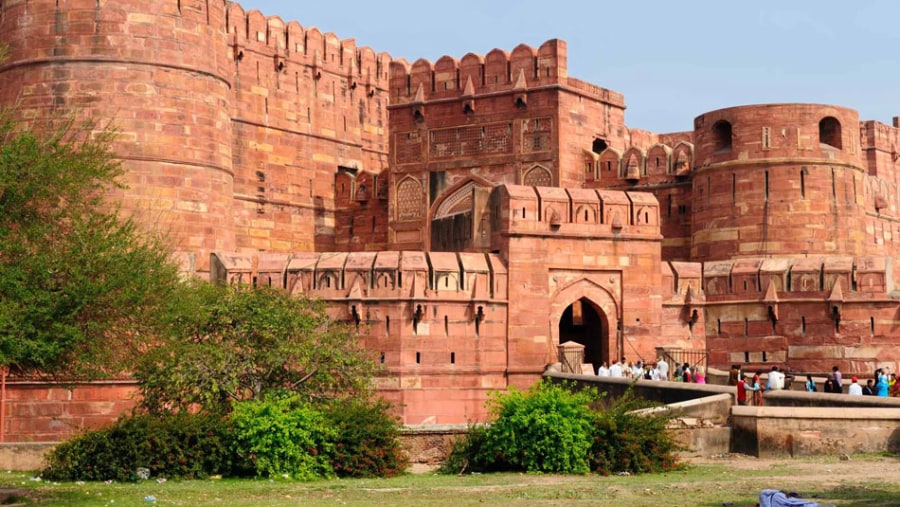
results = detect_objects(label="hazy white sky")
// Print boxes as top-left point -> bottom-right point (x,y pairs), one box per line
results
239,1 -> 900,133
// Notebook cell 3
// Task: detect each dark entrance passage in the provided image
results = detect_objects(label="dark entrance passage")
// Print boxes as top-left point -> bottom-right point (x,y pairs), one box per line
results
558,298 -> 609,372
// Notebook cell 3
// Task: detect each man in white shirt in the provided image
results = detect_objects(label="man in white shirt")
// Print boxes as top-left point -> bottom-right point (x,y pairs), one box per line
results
766,366 -> 784,391
848,376 -> 863,395
596,362 -> 610,377
608,360 -> 624,378
657,357 -> 669,381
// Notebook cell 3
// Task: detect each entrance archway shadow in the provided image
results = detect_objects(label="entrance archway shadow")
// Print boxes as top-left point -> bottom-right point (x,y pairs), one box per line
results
550,279 -> 619,372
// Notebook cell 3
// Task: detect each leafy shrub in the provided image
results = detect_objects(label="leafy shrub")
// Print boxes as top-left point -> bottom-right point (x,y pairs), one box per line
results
42,412 -> 230,481
440,382 -> 680,476
474,380 -> 600,474
437,423 -> 488,475
324,398 -> 408,478
229,394 -> 336,481
589,391 -> 681,475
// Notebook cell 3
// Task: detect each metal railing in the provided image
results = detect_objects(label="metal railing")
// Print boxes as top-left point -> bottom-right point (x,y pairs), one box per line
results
656,347 -> 708,374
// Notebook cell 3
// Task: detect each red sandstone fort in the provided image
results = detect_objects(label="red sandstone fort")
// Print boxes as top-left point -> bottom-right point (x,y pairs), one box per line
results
1,0 -> 898,438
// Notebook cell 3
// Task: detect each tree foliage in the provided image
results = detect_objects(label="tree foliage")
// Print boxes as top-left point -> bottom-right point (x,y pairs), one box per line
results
0,115 -> 184,377
135,283 -> 380,415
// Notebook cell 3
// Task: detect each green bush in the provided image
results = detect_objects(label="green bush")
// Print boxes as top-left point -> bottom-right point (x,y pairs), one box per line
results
229,394 -> 336,481
324,398 -> 408,478
474,380 -> 600,474
437,423 -> 488,475
440,382 -> 680,476
42,413 -> 230,481
589,391 -> 681,475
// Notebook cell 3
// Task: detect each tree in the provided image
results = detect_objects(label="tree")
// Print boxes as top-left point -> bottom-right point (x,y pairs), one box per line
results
0,115 -> 185,378
135,283 -> 381,415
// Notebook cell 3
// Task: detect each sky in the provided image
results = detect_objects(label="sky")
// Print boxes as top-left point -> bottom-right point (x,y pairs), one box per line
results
239,1 -> 900,133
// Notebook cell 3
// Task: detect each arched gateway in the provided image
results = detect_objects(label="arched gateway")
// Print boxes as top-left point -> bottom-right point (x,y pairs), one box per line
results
549,279 -> 619,372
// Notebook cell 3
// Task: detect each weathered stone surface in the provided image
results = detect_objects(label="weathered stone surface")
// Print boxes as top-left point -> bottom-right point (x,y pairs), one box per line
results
1,1 -> 899,440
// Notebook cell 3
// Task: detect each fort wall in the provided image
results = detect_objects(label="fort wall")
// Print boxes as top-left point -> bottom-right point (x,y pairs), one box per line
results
387,40 -> 628,251
0,0 -> 235,268
223,3 -> 392,253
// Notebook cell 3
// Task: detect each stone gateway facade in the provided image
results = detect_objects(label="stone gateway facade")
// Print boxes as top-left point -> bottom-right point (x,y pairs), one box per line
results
1,0 -> 899,433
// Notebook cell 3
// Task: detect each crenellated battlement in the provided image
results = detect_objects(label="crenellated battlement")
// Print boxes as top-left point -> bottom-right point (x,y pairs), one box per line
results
225,3 -> 392,92
490,184 -> 660,238
387,39 -> 621,107
210,250 -> 509,302
702,256 -> 892,298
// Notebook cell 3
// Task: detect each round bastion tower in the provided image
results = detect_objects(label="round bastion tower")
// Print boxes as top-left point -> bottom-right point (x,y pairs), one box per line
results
690,104 -> 868,262
0,0 -> 234,269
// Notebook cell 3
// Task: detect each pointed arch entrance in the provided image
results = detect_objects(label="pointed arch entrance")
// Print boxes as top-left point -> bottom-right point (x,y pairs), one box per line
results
558,298 -> 609,370
549,278 -> 620,372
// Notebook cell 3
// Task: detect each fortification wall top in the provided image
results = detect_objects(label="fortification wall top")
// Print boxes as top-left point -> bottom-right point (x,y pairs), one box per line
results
225,2 -> 393,90
388,39 -> 622,106
490,184 -> 660,237
701,255 -> 892,297
693,103 -> 863,169
210,251 -> 508,301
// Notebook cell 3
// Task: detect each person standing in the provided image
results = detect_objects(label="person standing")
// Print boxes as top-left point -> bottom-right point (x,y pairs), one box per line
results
804,374 -> 816,393
657,357 -> 669,381
766,366 -> 783,391
876,370 -> 890,397
608,359 -> 624,378
751,371 -> 763,406
728,365 -> 741,386
863,379 -> 876,396
737,375 -> 751,405
832,366 -> 843,393
597,361 -> 610,377
848,376 -> 863,395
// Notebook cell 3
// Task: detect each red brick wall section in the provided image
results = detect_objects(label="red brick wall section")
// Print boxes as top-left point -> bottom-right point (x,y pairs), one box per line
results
690,104 -> 869,262
0,0 -> 235,272
2,381 -> 138,443
224,4 -> 391,254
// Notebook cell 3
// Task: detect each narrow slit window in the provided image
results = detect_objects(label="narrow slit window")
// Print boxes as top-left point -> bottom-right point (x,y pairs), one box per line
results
450,352 -> 456,364
415,352 -> 420,364
800,168 -> 807,199
732,173 -> 736,204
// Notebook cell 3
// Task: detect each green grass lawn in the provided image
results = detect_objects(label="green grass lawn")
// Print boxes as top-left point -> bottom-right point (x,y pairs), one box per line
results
4,454 -> 898,506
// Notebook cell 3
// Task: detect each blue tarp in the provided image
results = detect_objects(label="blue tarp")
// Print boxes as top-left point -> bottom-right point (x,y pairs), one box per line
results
759,489 -> 818,507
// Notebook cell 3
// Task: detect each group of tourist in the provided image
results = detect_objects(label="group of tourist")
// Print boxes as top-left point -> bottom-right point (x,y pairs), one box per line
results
843,367 -> 897,397
731,363 -> 900,404
732,365 -> 786,406
595,359 -> 899,400
595,356 -> 706,384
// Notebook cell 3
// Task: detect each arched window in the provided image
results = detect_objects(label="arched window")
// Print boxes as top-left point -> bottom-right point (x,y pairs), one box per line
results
819,117 -> 842,150
712,120 -> 732,152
